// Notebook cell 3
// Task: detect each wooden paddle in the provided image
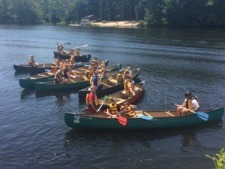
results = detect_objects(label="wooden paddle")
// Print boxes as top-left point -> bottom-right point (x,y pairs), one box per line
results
96,72 -> 104,89
189,109 -> 209,121
105,110 -> 127,126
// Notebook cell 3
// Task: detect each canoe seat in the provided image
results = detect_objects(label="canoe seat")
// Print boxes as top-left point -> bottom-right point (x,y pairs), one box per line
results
108,78 -> 117,84
165,111 -> 175,117
134,86 -> 141,91
31,74 -> 48,79
116,98 -> 126,105
73,70 -> 82,74
46,72 -> 54,76
102,83 -> 112,87
68,78 -> 77,83
121,90 -> 126,95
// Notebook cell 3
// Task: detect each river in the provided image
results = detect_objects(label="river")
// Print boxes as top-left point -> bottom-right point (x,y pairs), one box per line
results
0,25 -> 225,169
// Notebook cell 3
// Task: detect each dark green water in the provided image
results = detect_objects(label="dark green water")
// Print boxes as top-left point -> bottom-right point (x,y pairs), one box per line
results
0,25 -> 225,169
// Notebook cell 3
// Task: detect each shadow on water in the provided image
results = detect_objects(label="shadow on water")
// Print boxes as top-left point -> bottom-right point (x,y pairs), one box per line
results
14,71 -> 46,76
35,89 -> 78,99
64,120 -> 223,146
20,88 -> 36,99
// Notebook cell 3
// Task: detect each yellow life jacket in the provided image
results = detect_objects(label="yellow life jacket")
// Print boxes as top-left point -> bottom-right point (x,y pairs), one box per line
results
116,73 -> 123,83
109,103 -> 118,114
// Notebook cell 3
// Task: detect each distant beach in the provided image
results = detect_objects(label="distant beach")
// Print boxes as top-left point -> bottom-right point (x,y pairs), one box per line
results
69,21 -> 141,28
91,21 -> 140,28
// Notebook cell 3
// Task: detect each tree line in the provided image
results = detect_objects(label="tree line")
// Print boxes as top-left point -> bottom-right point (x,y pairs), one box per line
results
0,0 -> 225,27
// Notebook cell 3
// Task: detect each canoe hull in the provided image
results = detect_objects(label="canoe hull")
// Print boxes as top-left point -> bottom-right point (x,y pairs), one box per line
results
19,76 -> 53,88
35,80 -> 90,92
13,64 -> 52,73
64,108 -> 224,130
53,52 -> 91,62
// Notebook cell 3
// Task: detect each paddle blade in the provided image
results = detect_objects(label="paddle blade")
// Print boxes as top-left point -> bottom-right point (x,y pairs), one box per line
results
196,112 -> 209,121
103,95 -> 108,101
117,116 -> 127,126
137,114 -> 153,121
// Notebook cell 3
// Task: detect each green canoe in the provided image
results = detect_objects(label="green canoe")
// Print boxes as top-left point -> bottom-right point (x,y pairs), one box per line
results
19,72 -> 54,88
34,65 -> 123,92
18,62 -> 90,88
64,107 -> 224,130
34,76 -> 90,92
19,62 -> 120,89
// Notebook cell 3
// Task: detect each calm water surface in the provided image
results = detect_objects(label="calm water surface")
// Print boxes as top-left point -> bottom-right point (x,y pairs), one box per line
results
0,25 -> 225,169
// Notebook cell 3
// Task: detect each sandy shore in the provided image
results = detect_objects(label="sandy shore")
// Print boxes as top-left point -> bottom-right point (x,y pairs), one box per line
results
91,21 -> 140,28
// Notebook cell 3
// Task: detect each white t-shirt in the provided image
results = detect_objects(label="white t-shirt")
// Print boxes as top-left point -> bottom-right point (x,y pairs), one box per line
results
192,99 -> 200,110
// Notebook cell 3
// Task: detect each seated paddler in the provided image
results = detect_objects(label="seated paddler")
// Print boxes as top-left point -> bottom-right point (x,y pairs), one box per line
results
124,76 -> 135,97
28,55 -> 36,66
116,72 -> 123,84
120,102 -> 137,118
176,92 -> 200,116
106,98 -> 119,117
54,68 -> 63,84
86,85 -> 101,113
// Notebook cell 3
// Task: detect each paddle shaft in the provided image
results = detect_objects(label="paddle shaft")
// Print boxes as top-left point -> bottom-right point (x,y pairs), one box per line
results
105,110 -> 127,126
96,72 -> 104,88
96,96 -> 108,112
73,44 -> 88,50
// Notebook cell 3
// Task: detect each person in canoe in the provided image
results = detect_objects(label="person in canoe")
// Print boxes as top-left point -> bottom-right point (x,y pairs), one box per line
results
86,85 -> 101,113
176,92 -> 200,116
92,57 -> 98,67
98,63 -> 107,78
57,43 -> 67,54
86,63 -> 95,79
75,49 -> 80,56
28,55 -> 36,67
124,76 -> 135,97
116,72 -> 123,84
62,62 -> 76,83
51,64 -> 58,74
89,71 -> 99,86
69,49 -> 75,64
123,66 -> 132,79
54,69 -> 63,84
105,98 -> 120,117
120,101 -> 137,118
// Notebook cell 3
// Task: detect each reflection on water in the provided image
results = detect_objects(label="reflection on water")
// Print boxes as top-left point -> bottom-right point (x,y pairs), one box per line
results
181,132 -> 198,152
62,121 -> 223,169
64,120 -> 223,147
